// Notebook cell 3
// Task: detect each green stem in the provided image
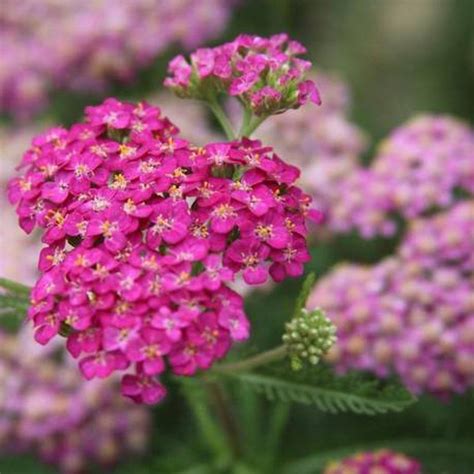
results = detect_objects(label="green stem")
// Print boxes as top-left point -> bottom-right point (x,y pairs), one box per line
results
0,278 -> 31,296
204,378 -> 242,459
180,380 -> 231,464
240,115 -> 268,138
208,99 -> 236,140
238,107 -> 253,138
213,345 -> 287,374
262,402 -> 291,472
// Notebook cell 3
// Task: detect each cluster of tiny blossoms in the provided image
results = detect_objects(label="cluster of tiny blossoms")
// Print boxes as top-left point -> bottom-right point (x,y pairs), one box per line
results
8,98 -> 317,404
329,115 -> 474,238
308,202 -> 474,397
324,449 -> 421,474
0,330 -> 149,474
165,33 -> 321,116
252,72 -> 367,215
0,0 -> 236,119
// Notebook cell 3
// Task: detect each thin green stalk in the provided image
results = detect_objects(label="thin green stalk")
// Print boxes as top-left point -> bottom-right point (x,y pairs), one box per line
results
262,402 -> 291,472
213,345 -> 287,374
238,107 -> 253,138
240,115 -> 268,138
204,378 -> 242,459
208,100 -> 236,140
180,380 -> 231,464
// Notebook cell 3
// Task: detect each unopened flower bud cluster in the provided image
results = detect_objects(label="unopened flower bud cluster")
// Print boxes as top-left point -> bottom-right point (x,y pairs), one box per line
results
283,307 -> 336,370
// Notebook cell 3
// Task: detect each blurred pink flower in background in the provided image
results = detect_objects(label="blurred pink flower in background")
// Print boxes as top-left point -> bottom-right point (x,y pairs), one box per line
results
308,201 -> 474,398
0,328 -> 149,473
329,115 -> 474,237
0,0 -> 237,119
323,449 -> 421,474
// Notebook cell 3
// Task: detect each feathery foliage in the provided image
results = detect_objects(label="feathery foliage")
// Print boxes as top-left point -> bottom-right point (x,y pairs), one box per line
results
0,278 -> 30,329
225,362 -> 416,416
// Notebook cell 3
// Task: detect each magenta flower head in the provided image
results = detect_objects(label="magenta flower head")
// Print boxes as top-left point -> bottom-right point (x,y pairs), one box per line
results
164,33 -> 321,116
324,449 -> 421,474
8,98 -> 318,404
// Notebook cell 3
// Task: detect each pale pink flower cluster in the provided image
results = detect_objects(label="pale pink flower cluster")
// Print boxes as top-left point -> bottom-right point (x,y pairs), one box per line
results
0,0 -> 236,119
324,449 -> 421,474
329,115 -> 474,237
0,329 -> 149,474
308,202 -> 474,397
8,98 -> 318,404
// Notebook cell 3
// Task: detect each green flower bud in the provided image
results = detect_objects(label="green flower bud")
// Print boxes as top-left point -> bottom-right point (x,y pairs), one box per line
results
283,307 -> 337,371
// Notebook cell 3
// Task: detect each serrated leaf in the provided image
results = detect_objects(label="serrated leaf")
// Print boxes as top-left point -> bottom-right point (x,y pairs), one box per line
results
224,363 -> 416,416
0,278 -> 30,330
0,277 -> 31,297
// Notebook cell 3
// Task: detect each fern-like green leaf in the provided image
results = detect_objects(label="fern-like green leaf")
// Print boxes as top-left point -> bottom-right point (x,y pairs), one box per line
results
0,277 -> 31,297
226,363 -> 416,416
293,272 -> 316,318
0,278 -> 30,329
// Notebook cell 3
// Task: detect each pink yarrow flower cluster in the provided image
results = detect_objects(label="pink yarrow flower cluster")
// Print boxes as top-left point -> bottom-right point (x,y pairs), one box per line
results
0,329 -> 149,474
308,202 -> 474,398
324,449 -> 421,474
0,0 -> 237,120
165,33 -> 321,116
8,98 -> 318,404
329,115 -> 474,238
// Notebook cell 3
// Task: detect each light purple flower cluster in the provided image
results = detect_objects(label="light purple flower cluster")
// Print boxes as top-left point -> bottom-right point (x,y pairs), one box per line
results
308,201 -> 474,398
253,72 -> 367,215
165,33 -> 321,116
329,115 -> 474,237
8,98 -> 318,404
0,0 -> 236,119
0,329 -> 149,474
324,449 -> 421,474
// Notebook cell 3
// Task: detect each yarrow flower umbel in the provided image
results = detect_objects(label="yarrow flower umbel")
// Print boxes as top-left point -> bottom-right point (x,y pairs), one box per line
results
0,329 -> 149,473
323,449 -> 421,474
8,98 -> 319,404
165,33 -> 321,117
309,202 -> 474,398
0,0 -> 237,120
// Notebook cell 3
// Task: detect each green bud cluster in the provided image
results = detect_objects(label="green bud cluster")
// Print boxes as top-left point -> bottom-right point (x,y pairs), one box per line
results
283,307 -> 337,371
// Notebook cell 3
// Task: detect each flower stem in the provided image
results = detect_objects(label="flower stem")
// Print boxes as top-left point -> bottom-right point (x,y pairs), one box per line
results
238,106 -> 252,138
213,345 -> 287,374
208,99 -> 236,140
180,380 -> 231,465
204,378 -> 242,459
240,114 -> 268,138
